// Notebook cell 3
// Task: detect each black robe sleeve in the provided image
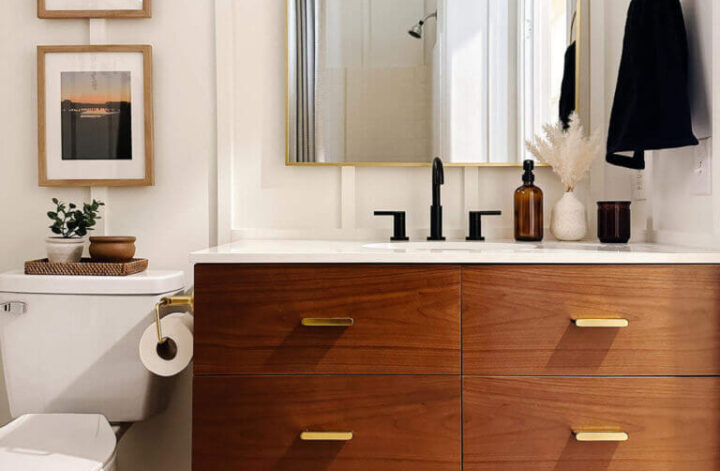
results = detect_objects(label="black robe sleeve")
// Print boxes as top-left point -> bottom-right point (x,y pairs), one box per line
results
559,41 -> 576,130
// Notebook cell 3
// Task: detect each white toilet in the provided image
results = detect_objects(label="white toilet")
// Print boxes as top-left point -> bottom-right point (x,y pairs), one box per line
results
0,270 -> 185,470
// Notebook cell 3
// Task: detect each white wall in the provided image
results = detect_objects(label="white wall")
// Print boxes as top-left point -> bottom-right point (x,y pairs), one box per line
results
228,0 -> 573,244
0,1 -> 215,470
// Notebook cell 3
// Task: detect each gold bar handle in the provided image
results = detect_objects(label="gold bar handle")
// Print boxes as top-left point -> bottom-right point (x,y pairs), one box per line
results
574,431 -> 629,442
300,431 -> 354,441
301,317 -> 354,327
573,319 -> 629,328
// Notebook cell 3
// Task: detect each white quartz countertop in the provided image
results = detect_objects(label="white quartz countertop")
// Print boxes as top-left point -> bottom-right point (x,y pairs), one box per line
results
190,240 -> 720,264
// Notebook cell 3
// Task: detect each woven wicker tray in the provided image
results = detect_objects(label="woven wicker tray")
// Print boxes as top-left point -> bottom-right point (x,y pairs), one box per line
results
25,258 -> 148,276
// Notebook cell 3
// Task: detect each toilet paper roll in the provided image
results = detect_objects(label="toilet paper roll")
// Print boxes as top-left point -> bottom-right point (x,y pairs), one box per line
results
139,312 -> 194,377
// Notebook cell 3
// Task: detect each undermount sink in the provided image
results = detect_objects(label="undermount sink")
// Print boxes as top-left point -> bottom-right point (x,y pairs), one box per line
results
363,241 -> 538,252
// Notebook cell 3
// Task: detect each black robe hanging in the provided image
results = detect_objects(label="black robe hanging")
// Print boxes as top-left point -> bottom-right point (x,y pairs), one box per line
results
559,41 -> 576,130
606,0 -> 697,170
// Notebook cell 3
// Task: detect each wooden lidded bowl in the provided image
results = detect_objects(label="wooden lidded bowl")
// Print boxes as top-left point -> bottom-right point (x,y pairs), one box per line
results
89,236 -> 137,262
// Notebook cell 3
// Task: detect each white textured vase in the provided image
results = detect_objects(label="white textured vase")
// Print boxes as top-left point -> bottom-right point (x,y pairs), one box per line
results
46,237 -> 85,263
550,191 -> 587,241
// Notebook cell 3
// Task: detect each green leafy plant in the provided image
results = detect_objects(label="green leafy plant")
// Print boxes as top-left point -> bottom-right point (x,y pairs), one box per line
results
47,198 -> 104,238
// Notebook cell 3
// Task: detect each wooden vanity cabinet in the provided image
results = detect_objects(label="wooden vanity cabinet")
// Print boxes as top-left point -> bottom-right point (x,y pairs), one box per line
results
193,264 -> 720,470
193,264 -> 461,375
193,264 -> 462,471
463,377 -> 720,470
194,376 -> 461,471
462,265 -> 720,375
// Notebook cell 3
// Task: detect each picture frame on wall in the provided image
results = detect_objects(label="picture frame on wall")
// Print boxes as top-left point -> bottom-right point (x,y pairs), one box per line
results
38,45 -> 154,187
38,0 -> 151,19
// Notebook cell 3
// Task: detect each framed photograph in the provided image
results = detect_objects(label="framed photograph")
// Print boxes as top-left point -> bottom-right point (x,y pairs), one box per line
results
38,0 -> 151,19
38,45 -> 154,187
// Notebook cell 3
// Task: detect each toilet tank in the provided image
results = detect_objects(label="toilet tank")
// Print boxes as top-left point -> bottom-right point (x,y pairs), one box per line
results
0,270 -> 185,422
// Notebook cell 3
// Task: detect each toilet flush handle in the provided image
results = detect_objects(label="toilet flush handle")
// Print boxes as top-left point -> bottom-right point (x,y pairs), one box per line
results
1,302 -> 26,314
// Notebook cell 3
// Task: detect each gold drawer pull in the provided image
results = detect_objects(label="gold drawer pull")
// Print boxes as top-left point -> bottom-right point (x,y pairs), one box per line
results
300,431 -> 354,441
574,431 -> 629,442
573,318 -> 629,328
301,317 -> 354,327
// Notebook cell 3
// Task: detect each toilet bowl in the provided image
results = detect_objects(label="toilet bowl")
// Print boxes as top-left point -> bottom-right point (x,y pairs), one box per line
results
0,270 -> 186,470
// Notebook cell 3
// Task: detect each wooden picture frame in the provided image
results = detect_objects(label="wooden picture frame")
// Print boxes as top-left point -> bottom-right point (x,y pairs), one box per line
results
38,45 -> 154,187
38,0 -> 151,19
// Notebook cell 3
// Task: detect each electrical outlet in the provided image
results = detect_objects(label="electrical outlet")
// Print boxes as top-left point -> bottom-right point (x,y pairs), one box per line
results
692,138 -> 712,196
631,170 -> 647,201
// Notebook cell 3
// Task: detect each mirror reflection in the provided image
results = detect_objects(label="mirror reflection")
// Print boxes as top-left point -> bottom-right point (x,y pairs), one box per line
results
288,0 -> 580,165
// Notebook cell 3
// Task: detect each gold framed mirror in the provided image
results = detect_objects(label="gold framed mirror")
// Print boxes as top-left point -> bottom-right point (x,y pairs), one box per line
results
287,0 -> 584,167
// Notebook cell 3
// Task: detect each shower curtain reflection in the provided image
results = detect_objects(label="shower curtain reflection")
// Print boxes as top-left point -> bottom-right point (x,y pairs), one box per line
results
290,0 -> 317,163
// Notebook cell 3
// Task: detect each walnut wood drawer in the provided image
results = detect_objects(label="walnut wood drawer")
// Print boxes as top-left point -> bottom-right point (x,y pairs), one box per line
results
194,264 -> 460,375
192,375 -> 461,471
462,265 -> 720,375
463,377 -> 720,471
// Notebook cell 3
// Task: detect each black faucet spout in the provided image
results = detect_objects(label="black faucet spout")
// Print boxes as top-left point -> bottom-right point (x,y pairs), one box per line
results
431,157 -> 443,205
428,157 -> 445,241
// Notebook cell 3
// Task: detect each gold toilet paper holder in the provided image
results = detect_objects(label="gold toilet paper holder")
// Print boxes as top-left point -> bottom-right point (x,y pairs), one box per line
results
154,294 -> 194,359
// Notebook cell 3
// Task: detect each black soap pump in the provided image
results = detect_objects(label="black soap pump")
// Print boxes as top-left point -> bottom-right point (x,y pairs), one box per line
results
514,160 -> 543,241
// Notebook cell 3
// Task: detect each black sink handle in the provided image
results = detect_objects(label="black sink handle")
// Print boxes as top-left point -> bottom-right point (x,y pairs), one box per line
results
374,211 -> 410,241
467,211 -> 502,241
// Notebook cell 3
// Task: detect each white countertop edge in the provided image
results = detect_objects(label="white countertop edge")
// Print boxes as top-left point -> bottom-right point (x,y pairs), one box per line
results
189,253 -> 720,264
190,240 -> 720,265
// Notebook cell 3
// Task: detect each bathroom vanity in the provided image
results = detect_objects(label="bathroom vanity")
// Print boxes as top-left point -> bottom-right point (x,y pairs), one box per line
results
191,241 -> 720,470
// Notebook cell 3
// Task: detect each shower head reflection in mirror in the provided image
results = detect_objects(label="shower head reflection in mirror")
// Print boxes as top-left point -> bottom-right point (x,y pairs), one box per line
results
408,11 -> 437,39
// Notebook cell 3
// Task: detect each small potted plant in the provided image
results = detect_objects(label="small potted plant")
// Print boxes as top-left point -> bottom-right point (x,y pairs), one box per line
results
46,198 -> 104,263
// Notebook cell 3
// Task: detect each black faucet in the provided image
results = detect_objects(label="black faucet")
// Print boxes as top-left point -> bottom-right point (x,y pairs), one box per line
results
428,157 -> 445,240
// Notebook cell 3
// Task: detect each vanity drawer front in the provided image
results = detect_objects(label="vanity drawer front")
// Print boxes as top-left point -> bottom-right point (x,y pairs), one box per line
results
463,377 -> 720,471
194,264 -> 461,375
462,265 -> 720,375
193,375 -> 462,471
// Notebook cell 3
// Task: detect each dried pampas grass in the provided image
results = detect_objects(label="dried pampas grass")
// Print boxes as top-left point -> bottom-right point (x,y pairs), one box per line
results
525,113 -> 602,191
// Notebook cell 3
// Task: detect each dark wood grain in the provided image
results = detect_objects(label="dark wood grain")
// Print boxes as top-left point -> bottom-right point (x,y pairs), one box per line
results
194,264 -> 461,375
193,375 -> 461,471
462,265 -> 720,375
463,377 -> 720,470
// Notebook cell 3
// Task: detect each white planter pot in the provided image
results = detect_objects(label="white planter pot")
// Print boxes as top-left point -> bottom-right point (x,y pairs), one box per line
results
46,237 -> 86,263
550,191 -> 587,241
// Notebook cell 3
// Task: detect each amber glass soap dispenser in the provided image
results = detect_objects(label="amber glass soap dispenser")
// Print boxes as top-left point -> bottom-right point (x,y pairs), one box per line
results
514,160 -> 543,241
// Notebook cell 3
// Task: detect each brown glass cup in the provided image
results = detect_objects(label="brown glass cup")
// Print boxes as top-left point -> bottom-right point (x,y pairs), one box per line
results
597,202 -> 631,244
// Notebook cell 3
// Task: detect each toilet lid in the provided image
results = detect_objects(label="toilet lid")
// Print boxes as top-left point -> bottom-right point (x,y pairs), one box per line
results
0,414 -> 116,471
